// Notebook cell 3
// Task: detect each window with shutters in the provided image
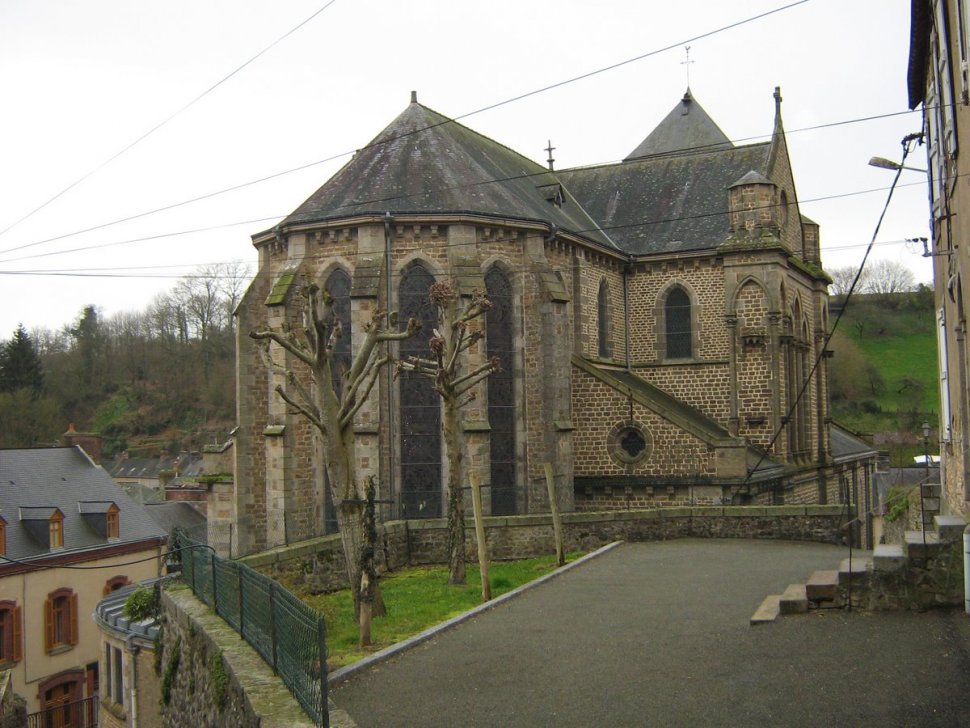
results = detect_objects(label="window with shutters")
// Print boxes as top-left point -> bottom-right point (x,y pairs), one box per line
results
45,588 -> 78,653
102,575 -> 131,597
0,601 -> 22,664
39,671 -> 84,728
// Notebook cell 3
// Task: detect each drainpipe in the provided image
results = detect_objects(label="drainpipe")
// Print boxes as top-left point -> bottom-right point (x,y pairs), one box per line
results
623,255 -> 634,372
384,212 -> 396,517
125,634 -> 140,728
965,524 -> 970,615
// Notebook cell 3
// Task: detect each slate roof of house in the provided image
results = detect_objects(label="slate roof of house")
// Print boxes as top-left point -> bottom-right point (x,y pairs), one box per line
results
95,581 -> 161,641
143,502 -> 207,544
624,89 -> 732,160
279,99 -> 617,250
0,447 -> 166,561
105,452 -> 204,481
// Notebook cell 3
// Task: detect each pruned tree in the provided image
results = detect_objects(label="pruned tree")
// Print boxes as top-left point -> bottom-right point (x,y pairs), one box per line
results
250,280 -> 419,645
398,282 -> 500,585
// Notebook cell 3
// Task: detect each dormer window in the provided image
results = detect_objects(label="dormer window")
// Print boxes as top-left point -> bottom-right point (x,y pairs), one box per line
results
50,512 -> 63,550
78,501 -> 120,541
19,507 -> 65,551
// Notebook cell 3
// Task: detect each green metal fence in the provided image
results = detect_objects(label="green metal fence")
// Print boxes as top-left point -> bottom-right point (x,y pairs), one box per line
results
175,531 -> 328,727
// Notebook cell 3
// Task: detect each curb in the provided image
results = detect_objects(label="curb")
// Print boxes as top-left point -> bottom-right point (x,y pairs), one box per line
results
328,540 -> 624,686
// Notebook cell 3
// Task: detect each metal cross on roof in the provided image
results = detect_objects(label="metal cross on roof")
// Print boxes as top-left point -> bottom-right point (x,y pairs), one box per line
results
681,45 -> 694,87
545,139 -> 556,170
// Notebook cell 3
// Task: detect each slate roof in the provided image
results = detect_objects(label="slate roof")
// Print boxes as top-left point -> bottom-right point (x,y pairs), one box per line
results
830,424 -> 879,461
280,100 -> 617,250
0,447 -> 166,562
143,502 -> 208,544
95,581 -> 161,641
558,141 -> 771,255
624,89 -> 732,160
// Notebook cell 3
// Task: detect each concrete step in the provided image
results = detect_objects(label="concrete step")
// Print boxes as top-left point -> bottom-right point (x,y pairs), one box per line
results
935,515 -> 968,543
751,595 -> 781,625
873,544 -> 906,571
806,570 -> 839,602
779,583 -> 809,614
904,530 -> 941,560
838,556 -> 871,585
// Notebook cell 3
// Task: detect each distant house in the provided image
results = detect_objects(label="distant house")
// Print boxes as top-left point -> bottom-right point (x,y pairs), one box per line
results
0,446 -> 167,724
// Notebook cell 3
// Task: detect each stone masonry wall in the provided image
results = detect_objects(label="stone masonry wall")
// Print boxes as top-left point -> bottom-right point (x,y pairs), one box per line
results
244,506 -> 849,592
158,587 -> 316,728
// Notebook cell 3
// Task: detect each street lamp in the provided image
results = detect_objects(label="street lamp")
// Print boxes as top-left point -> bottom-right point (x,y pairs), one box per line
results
868,156 -> 928,174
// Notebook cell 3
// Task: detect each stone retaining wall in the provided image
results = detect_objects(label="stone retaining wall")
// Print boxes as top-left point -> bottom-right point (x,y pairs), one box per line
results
243,505 -> 850,592
157,586 -> 316,728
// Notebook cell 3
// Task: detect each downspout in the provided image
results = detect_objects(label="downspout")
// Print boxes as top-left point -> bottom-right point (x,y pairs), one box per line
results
125,634 -> 140,728
384,212 -> 396,517
624,255 -> 633,372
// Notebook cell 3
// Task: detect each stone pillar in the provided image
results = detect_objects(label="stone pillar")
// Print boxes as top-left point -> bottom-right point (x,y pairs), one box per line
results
726,315 -> 739,436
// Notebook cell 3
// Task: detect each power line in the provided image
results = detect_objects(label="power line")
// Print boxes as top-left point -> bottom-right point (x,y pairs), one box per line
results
0,119 -> 928,267
0,1 -> 823,259
0,0 -> 340,241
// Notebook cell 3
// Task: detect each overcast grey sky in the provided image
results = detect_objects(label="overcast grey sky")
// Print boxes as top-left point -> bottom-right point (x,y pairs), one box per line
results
0,0 -> 929,336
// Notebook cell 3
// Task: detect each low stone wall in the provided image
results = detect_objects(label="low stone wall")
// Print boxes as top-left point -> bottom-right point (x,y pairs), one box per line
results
243,505 -> 850,592
157,586 -> 317,728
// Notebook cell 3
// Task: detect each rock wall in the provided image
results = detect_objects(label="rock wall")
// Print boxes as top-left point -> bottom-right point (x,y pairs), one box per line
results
157,587 -> 317,728
243,505 -> 849,591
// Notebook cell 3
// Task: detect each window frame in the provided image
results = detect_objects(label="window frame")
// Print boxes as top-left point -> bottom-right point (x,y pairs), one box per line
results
49,510 -> 64,550
105,503 -> 120,540
45,588 -> 79,653
0,600 -> 23,664
663,285 -> 694,360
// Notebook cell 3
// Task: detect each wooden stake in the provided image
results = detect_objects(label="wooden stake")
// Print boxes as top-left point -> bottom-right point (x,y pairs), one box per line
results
470,472 -> 491,602
544,462 -> 565,566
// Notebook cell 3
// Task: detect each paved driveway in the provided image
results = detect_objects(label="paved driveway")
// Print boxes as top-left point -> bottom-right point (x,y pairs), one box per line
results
331,539 -> 970,727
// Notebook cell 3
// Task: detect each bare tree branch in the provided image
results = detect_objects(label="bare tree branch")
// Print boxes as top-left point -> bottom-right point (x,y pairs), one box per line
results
250,329 -> 315,368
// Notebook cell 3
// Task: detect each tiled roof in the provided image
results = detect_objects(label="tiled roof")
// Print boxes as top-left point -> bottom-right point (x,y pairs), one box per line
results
279,100 -> 617,250
0,447 -> 166,561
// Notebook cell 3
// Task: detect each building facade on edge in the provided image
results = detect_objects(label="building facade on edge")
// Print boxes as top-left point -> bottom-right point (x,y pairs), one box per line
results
228,88 -> 877,557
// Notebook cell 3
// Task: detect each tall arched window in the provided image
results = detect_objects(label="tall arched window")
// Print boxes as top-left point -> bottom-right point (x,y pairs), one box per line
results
324,269 -> 352,397
665,286 -> 692,359
486,267 -> 517,515
399,263 -> 441,518
597,279 -> 611,358
323,269 -> 352,533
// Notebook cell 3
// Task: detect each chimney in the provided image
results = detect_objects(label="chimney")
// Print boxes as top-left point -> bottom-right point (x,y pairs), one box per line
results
63,423 -> 103,465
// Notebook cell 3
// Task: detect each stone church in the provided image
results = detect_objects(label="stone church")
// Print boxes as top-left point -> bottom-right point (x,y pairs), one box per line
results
228,87 -> 877,556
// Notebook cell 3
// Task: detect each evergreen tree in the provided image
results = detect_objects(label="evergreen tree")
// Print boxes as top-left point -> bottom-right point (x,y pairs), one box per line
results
0,324 -> 44,394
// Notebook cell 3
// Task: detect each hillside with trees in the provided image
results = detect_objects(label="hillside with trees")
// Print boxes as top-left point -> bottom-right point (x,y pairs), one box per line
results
827,262 -> 938,464
0,262 -> 250,456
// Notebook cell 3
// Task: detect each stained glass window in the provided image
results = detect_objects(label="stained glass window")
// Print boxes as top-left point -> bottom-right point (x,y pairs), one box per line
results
399,263 -> 441,518
486,268 -> 516,515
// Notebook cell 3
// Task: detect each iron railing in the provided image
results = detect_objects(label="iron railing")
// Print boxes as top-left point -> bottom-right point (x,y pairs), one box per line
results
174,531 -> 328,727
25,694 -> 97,728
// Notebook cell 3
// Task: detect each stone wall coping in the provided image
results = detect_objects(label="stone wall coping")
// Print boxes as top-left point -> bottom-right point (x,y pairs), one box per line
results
163,586 -> 318,728
237,506 -> 850,569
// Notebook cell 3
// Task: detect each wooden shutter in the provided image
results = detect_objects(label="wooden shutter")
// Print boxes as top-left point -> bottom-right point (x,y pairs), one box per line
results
69,593 -> 79,645
11,606 -> 22,662
44,597 -> 53,651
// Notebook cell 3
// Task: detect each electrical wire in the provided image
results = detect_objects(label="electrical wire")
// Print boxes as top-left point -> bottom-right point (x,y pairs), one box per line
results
1,1 -> 881,260
0,541 -> 209,574
0,0 -> 340,241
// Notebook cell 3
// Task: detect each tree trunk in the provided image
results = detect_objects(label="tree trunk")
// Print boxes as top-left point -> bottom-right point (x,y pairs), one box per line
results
443,395 -> 466,585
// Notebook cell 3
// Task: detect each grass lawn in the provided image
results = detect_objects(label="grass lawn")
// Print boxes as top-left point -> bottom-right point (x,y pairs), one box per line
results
279,553 -> 583,669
